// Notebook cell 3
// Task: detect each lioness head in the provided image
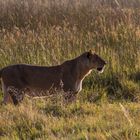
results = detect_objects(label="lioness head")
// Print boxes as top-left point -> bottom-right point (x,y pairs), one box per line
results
85,50 -> 106,73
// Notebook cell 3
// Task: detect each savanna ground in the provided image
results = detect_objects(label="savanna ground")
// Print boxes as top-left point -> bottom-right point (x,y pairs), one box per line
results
0,0 -> 140,139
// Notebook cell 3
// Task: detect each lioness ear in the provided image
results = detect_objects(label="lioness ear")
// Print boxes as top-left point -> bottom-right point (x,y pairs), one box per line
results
89,50 -> 92,53
87,50 -> 92,59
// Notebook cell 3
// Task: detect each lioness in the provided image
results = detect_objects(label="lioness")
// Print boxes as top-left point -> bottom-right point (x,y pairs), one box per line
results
0,50 -> 106,105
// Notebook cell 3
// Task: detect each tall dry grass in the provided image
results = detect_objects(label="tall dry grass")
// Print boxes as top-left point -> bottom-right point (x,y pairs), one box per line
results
0,0 -> 140,101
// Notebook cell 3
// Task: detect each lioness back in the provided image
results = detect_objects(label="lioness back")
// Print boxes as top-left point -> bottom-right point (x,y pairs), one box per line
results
1,64 -> 63,89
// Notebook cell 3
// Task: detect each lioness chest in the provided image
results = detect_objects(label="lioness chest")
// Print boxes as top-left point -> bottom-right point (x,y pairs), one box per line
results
74,80 -> 82,93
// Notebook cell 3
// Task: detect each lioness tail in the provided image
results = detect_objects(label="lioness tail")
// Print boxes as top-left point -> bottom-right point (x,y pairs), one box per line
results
0,69 -> 3,78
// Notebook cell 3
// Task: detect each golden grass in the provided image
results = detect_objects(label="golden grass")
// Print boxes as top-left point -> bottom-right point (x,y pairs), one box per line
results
0,98 -> 140,140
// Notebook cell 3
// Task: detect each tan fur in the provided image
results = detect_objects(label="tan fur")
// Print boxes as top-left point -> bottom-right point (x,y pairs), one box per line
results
0,51 -> 106,105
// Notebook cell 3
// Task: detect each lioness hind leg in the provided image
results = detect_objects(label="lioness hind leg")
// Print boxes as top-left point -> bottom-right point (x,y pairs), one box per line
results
1,80 -> 13,105
2,92 -> 13,105
7,86 -> 24,105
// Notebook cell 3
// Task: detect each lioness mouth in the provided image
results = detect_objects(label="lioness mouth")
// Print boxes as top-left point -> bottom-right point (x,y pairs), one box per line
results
97,67 -> 103,71
97,67 -> 104,73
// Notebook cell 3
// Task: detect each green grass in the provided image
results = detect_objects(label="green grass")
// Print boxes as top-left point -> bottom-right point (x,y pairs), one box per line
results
0,0 -> 140,139
0,98 -> 140,140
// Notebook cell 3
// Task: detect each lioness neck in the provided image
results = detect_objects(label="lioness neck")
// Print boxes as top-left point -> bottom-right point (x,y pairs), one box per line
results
76,60 -> 92,81
62,57 -> 92,84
